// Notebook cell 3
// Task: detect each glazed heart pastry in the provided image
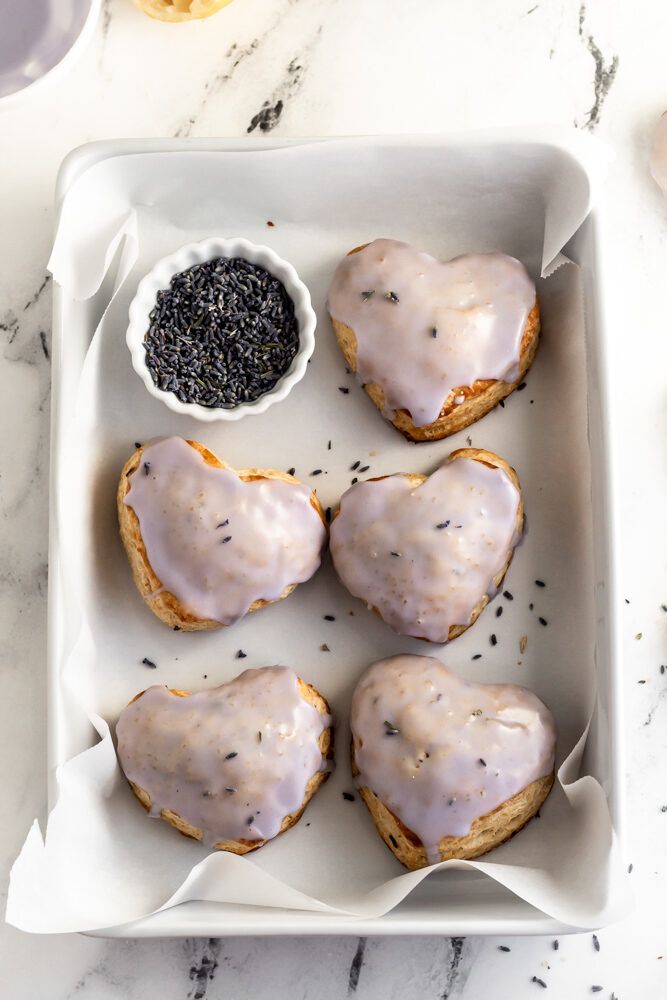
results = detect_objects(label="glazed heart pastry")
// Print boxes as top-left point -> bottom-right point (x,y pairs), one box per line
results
116,666 -> 333,853
118,436 -> 327,630
351,655 -> 556,869
329,448 -> 523,643
327,239 -> 540,441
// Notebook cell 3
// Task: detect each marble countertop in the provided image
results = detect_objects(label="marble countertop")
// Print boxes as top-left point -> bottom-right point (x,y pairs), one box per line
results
1,0 -> 666,996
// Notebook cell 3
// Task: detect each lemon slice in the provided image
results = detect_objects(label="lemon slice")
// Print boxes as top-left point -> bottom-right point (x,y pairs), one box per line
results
133,0 -> 234,21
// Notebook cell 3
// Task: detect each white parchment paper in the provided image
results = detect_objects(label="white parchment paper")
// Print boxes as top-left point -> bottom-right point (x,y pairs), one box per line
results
7,134 -> 631,933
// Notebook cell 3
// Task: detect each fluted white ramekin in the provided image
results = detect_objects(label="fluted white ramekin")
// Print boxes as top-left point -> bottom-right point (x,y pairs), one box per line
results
126,236 -> 317,422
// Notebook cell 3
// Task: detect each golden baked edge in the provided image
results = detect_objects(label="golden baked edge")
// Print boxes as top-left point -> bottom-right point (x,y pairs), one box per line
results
352,745 -> 554,870
117,440 -> 327,631
445,448 -> 523,642
330,242 -> 540,442
125,679 -> 333,855
332,447 -> 524,643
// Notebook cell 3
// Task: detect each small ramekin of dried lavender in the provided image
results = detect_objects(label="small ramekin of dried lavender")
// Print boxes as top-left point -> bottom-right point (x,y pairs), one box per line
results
126,237 -> 316,420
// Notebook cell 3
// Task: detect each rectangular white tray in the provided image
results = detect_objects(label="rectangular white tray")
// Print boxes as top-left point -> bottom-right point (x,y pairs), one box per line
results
49,135 -> 623,937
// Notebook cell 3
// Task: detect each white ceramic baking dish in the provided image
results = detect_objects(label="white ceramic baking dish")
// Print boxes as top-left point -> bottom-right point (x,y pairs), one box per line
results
46,134 -> 623,937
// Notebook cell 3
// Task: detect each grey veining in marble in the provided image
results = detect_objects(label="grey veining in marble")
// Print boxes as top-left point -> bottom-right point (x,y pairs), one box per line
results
576,2 -> 619,131
0,0 -> 666,997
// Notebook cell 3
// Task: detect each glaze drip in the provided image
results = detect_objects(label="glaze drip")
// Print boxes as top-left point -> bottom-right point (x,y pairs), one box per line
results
351,655 -> 556,847
327,239 -> 536,427
124,437 -> 326,625
329,455 -> 520,642
116,667 -> 330,846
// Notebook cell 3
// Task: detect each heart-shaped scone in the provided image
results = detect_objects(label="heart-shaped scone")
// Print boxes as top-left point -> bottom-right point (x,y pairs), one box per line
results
118,436 -> 327,630
327,239 -> 540,441
329,448 -> 522,643
351,655 -> 556,869
116,666 -> 333,853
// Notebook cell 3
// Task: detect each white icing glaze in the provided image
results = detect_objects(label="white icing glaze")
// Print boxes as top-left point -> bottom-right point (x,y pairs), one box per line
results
351,655 -> 556,848
329,455 -> 521,643
123,437 -> 326,625
116,667 -> 330,846
650,111 -> 667,192
327,239 -> 536,427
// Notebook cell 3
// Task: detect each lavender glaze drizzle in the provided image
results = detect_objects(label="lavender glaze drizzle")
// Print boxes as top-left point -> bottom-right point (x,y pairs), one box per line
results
351,655 -> 556,853
116,667 -> 330,846
327,239 -> 536,427
124,437 -> 326,625
329,456 -> 521,643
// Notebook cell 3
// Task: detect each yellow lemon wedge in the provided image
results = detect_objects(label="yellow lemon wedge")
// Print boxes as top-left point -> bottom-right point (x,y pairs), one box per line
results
133,0 -> 234,21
